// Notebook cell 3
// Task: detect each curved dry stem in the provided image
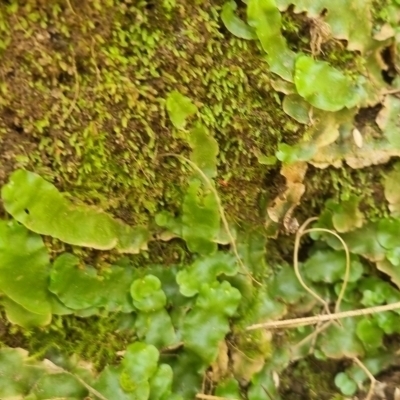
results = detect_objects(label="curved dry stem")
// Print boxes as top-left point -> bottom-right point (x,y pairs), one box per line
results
294,218 -> 330,314
294,218 -> 351,315
353,357 -> 376,400
65,0 -> 77,14
159,153 -> 261,286
304,227 -> 351,314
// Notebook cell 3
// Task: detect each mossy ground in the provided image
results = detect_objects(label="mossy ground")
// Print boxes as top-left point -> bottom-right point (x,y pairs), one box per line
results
280,357 -> 342,400
0,0 -> 393,395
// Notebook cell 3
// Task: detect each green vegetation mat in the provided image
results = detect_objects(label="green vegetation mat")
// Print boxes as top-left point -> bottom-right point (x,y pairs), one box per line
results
1,0 -> 400,399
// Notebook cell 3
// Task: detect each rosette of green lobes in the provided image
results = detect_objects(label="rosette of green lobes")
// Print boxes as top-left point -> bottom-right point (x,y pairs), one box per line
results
130,275 -> 177,348
1,169 -> 149,253
96,342 -> 177,400
177,252 -> 238,297
182,281 -> 241,364
131,275 -> 167,312
0,221 -> 53,327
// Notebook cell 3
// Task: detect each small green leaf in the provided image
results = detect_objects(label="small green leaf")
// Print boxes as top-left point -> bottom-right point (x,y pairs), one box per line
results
294,55 -> 361,111
303,249 -> 363,283
269,266 -> 307,304
318,317 -> 364,358
120,343 -> 159,393
166,91 -> 198,129
326,223 -> 385,262
334,372 -> 357,396
256,154 -> 277,165
149,364 -> 173,400
189,125 -> 219,179
182,179 -> 220,254
166,350 -> 203,399
275,142 -> 316,163
131,275 -> 167,312
196,281 -> 242,317
359,277 -> 393,306
135,310 -> 177,348
215,377 -> 242,399
383,162 -> 400,217
182,282 -> 241,363
331,195 -> 364,233
356,318 -> 384,351
221,1 -> 257,40
2,297 -> 51,329
0,221 -> 52,318
30,372 -> 87,399
248,366 -> 281,400
0,348 -> 45,398
386,246 -> 400,266
94,366 -> 134,400
177,252 -> 237,297
374,311 -> 400,334
377,218 -> 400,249
376,258 -> 400,290
282,93 -> 311,124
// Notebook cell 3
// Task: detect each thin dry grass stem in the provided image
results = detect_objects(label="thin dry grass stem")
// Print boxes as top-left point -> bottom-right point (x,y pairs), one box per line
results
196,395 -> 237,400
249,218 -> 355,333
291,320 -> 334,356
246,301 -> 400,330
71,374 -> 109,400
353,357 -> 376,400
47,365 -> 109,400
159,154 -> 262,286
65,0 -> 77,14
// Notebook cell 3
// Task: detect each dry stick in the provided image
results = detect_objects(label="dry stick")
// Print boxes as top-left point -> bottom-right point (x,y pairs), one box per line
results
293,219 -> 351,315
293,218 -> 330,314
291,220 -> 351,354
291,320 -> 334,356
196,395 -> 238,400
246,301 -> 400,330
47,365 -> 109,400
65,0 -> 77,14
159,153 -> 261,286
274,221 -> 375,399
353,357 -> 376,400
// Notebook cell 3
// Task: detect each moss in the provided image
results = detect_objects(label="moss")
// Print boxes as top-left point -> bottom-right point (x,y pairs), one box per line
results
1,313 -> 135,370
302,165 -> 390,223
280,357 -> 342,400
0,0 -> 299,228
